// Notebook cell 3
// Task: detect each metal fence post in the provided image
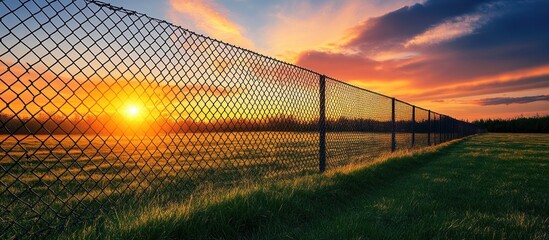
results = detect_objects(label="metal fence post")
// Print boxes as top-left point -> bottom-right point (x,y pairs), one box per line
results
319,75 -> 326,173
446,117 -> 452,142
411,106 -> 415,148
439,115 -> 443,143
445,116 -> 447,142
448,117 -> 450,140
448,117 -> 451,140
449,117 -> 452,140
451,118 -> 454,140
427,110 -> 431,146
391,98 -> 396,152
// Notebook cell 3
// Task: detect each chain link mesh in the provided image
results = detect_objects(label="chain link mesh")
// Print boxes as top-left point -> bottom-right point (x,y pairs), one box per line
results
414,108 -> 430,148
325,78 -> 393,169
394,100 -> 413,151
0,0 -> 485,238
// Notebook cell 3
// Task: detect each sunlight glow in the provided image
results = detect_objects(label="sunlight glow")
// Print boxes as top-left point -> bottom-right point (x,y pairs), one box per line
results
124,104 -> 143,120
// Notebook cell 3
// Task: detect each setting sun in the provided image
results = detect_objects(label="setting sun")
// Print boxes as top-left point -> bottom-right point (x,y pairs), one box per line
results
124,104 -> 143,120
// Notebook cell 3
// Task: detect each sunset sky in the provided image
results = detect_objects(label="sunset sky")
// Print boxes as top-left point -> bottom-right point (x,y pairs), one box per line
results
56,0 -> 549,120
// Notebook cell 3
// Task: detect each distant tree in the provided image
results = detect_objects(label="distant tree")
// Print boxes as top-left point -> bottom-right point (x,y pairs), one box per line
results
473,115 -> 549,133
0,111 -> 484,135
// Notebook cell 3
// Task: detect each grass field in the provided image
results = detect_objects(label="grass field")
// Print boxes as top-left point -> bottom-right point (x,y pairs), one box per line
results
3,132 -> 429,238
57,133 -> 549,239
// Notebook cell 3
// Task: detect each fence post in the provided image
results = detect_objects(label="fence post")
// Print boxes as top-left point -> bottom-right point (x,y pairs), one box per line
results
449,118 -> 451,140
427,110 -> 431,146
444,116 -> 446,142
411,106 -> 415,148
448,117 -> 454,140
448,117 -> 454,141
319,75 -> 326,173
391,98 -> 396,152
439,115 -> 443,143
453,118 -> 456,139
448,117 -> 451,140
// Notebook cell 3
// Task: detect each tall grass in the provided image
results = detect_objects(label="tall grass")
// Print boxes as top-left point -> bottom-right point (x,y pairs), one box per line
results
57,133 -> 549,239
3,132 -> 418,237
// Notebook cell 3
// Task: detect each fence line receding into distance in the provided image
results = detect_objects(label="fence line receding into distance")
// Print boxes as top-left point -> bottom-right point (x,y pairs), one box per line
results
0,0 -> 485,238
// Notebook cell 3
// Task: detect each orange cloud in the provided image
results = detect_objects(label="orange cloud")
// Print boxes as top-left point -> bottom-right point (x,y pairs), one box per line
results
396,66 -> 549,120
261,0 -> 421,62
168,0 -> 253,49
401,65 -> 549,101
295,46 -> 549,120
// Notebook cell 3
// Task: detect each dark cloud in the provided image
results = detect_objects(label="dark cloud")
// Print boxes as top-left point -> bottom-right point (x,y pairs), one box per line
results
296,0 -> 549,98
346,0 -> 494,52
404,0 -> 549,85
474,95 -> 549,106
418,0 -> 549,83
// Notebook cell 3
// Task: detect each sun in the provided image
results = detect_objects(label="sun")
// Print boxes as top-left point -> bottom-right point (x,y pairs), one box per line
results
123,104 -> 142,120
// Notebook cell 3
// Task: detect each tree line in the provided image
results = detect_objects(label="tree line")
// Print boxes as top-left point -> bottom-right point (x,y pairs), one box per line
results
0,112 -> 436,135
473,115 -> 549,133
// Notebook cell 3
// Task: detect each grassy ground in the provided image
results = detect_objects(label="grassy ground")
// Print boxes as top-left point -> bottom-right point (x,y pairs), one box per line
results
59,133 -> 549,239
2,132 -> 402,237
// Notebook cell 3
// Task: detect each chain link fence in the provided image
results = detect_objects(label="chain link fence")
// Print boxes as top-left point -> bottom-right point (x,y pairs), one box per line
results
0,0 -> 486,238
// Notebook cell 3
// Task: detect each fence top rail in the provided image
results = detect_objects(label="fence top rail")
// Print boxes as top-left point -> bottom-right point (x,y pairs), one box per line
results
395,99 -> 415,108
325,77 -> 394,100
414,105 -> 430,112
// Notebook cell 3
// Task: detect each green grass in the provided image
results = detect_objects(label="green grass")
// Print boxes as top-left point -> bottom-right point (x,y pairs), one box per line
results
2,132 -> 401,237
58,133 -> 549,239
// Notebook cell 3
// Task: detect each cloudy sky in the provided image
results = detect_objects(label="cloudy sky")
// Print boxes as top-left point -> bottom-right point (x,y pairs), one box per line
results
102,0 -> 549,120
